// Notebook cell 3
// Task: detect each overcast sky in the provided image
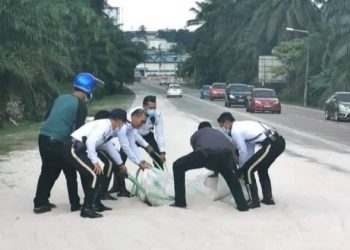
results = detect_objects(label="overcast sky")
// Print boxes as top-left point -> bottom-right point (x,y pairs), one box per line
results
107,0 -> 201,31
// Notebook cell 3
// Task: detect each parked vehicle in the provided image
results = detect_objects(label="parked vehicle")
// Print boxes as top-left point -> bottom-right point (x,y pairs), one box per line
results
246,88 -> 281,113
324,92 -> 350,121
167,84 -> 182,98
224,83 -> 251,107
200,85 -> 211,99
209,82 -> 226,100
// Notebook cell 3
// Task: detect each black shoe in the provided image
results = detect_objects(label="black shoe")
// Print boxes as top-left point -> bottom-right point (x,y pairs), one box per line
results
71,204 -> 82,212
101,193 -> 118,200
170,202 -> 187,209
208,172 -> 218,178
118,190 -> 134,198
93,203 -> 112,212
248,201 -> 261,209
261,198 -> 275,205
33,205 -> 51,214
80,207 -> 103,218
108,188 -> 119,194
48,203 -> 57,209
237,206 -> 249,212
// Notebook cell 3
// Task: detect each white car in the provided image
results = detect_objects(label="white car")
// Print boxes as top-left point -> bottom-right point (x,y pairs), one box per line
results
167,84 -> 182,98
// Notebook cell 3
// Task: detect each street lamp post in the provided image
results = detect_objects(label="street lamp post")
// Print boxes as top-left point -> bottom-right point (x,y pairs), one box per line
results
286,27 -> 310,107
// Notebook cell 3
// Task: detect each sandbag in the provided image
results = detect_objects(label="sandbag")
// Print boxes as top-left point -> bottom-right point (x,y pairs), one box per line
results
212,174 -> 250,204
130,168 -> 174,206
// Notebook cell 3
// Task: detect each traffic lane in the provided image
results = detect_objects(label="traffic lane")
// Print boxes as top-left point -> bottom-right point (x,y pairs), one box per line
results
135,81 -> 350,153
171,82 -> 350,147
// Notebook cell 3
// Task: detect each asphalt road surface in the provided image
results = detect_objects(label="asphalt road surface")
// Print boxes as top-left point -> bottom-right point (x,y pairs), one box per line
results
129,80 -> 350,155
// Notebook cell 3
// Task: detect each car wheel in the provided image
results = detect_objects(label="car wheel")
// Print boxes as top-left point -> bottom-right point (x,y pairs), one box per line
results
250,108 -> 255,113
325,109 -> 330,120
227,102 -> 231,107
334,111 -> 339,122
277,110 -> 281,114
180,95 -> 182,98
210,97 -> 214,101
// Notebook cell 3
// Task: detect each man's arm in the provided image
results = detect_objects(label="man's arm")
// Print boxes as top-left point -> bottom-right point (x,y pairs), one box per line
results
98,141 -> 123,166
75,100 -> 87,129
231,132 -> 248,167
117,125 -> 142,165
154,112 -> 165,152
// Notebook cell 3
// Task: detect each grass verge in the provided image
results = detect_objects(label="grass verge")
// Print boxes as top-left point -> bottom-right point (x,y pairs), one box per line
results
0,88 -> 135,156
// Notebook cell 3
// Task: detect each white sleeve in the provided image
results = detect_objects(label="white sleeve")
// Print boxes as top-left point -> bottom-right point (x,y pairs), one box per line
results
128,129 -> 144,163
134,129 -> 149,148
155,113 -> 165,152
98,141 -> 123,166
117,125 -> 141,165
231,131 -> 248,167
85,124 -> 108,164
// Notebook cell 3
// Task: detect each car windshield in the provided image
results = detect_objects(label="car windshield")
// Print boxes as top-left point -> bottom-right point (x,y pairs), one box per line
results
337,93 -> 350,102
202,86 -> 210,90
230,85 -> 249,92
170,86 -> 181,89
255,90 -> 276,98
212,84 -> 226,89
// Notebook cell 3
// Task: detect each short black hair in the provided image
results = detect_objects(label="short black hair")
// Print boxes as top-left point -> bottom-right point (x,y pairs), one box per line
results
143,95 -> 156,105
198,121 -> 212,130
217,112 -> 235,123
109,109 -> 127,122
131,108 -> 146,117
94,110 -> 110,120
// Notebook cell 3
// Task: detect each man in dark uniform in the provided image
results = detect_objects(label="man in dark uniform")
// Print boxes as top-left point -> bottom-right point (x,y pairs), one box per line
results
171,121 -> 249,212
33,73 -> 97,214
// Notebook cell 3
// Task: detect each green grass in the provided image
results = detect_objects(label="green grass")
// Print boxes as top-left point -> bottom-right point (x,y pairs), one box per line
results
0,89 -> 135,156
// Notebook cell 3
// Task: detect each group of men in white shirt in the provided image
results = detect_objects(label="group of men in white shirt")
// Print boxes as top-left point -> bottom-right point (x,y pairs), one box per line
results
65,95 -> 166,218
35,87 -> 285,218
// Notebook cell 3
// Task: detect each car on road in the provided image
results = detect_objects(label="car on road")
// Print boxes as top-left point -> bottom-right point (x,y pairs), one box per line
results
200,85 -> 211,99
324,92 -> 350,121
209,82 -> 226,100
246,88 -> 281,114
224,83 -> 251,107
167,84 -> 182,98
159,77 -> 168,86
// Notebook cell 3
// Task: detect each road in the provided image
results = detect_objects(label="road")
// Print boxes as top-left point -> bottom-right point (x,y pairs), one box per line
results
129,80 -> 350,155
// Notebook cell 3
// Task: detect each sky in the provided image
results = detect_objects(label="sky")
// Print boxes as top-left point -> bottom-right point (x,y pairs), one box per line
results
107,0 -> 201,31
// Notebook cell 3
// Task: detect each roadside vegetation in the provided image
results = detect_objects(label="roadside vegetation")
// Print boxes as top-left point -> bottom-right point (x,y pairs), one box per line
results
0,89 -> 135,155
0,0 -> 145,127
182,0 -> 350,107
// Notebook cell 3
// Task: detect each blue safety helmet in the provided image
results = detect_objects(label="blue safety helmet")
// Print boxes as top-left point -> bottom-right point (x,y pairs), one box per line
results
73,73 -> 96,94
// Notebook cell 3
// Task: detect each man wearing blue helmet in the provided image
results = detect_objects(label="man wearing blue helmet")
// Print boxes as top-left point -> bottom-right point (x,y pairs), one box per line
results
33,72 -> 97,214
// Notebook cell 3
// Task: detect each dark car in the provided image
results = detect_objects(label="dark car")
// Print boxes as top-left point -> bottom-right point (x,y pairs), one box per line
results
200,85 -> 211,99
246,88 -> 281,114
325,92 -> 350,121
209,82 -> 226,100
224,83 -> 251,107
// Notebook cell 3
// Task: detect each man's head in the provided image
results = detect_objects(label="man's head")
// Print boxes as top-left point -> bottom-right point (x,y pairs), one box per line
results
217,112 -> 235,131
109,109 -> 127,130
73,72 -> 97,101
130,108 -> 147,129
94,110 -> 110,120
143,95 -> 157,116
198,121 -> 212,130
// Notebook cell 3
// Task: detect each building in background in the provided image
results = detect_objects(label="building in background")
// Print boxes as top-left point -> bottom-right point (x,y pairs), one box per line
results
104,2 -> 120,26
